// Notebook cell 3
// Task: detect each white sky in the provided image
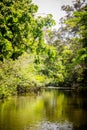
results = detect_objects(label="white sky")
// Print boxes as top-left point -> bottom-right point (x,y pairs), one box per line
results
32,0 -> 73,29
33,0 -> 87,29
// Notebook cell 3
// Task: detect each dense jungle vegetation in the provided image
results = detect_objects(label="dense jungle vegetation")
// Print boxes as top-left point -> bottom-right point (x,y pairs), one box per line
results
0,0 -> 87,98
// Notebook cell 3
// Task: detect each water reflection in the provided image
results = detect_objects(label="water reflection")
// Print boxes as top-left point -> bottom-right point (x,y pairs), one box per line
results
0,89 -> 87,130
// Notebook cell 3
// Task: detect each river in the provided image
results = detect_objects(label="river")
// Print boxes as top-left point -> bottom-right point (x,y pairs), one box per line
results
0,89 -> 87,130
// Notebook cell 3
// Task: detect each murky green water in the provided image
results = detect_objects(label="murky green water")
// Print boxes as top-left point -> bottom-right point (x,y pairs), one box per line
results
0,89 -> 87,130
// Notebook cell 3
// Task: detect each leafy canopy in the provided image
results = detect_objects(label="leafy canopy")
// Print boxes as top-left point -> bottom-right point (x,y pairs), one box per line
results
0,0 -> 55,60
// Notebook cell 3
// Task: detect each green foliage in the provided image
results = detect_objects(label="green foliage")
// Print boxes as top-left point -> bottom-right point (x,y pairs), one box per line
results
44,0 -> 87,87
60,0 -> 87,86
0,0 -> 38,60
1,0 -> 87,99
0,51 -> 55,98
0,0 -> 57,98
0,0 -> 55,61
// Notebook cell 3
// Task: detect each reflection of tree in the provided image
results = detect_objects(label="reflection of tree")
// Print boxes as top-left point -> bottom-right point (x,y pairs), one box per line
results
43,91 -> 57,121
42,90 -> 66,121
42,90 -> 87,128
0,90 -> 87,129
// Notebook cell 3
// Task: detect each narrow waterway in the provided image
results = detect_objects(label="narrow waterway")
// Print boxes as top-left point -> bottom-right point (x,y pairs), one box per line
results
0,89 -> 87,130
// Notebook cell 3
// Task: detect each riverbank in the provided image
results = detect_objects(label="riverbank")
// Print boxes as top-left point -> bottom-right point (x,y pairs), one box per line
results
0,83 -> 87,100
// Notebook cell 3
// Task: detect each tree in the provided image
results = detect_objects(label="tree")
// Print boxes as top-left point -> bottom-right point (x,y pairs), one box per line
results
0,0 -> 38,60
0,0 -> 55,61
59,0 -> 87,86
44,0 -> 87,87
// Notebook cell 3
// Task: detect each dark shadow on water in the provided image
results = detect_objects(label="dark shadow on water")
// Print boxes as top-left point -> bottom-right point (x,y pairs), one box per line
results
74,125 -> 87,130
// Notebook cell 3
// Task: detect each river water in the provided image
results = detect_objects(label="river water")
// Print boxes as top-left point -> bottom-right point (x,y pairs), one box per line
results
0,89 -> 87,130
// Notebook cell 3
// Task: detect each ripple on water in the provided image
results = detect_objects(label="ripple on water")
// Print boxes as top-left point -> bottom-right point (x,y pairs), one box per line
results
25,121 -> 73,130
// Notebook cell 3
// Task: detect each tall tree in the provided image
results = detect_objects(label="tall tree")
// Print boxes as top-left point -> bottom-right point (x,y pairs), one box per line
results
60,0 -> 87,86
0,0 -> 55,60
45,0 -> 87,86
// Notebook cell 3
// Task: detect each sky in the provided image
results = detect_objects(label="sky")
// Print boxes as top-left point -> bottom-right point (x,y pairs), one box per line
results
33,0 -> 87,29
32,0 -> 73,29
